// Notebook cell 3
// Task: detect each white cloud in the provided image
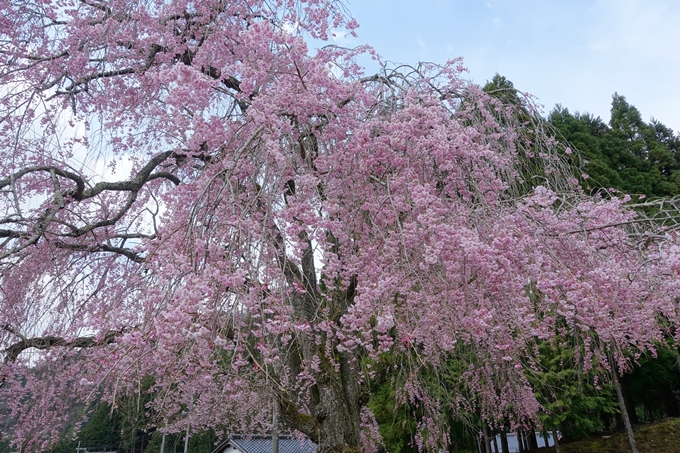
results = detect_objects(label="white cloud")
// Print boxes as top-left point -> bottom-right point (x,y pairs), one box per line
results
330,29 -> 354,46
588,41 -> 611,52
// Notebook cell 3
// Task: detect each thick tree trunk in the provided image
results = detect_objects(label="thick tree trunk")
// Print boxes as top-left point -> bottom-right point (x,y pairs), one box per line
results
277,319 -> 365,453
314,353 -> 364,453
274,243 -> 365,453
614,372 -> 638,453
278,351 -> 364,453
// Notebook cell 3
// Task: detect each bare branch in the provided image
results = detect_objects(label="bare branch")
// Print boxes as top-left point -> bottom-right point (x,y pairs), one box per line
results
0,229 -> 27,239
54,240 -> 146,262
0,152 -> 180,260
2,329 -> 123,364
0,166 -> 85,195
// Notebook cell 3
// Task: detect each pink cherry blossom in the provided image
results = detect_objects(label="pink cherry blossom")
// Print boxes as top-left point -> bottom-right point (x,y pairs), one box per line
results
1,1 -> 679,452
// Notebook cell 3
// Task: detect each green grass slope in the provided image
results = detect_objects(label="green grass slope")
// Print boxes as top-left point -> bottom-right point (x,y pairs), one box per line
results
532,418 -> 680,453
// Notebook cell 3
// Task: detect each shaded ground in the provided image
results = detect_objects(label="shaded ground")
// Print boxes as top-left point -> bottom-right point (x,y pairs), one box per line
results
530,418 -> 680,453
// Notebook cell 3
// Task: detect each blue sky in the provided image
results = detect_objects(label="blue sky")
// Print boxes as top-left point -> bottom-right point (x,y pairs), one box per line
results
331,0 -> 680,132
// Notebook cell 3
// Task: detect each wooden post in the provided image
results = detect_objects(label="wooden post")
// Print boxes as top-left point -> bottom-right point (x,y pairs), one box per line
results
542,430 -> 549,448
499,430 -> 509,453
272,399 -> 279,453
516,430 -> 525,453
483,425 -> 492,453
527,429 -> 538,450
552,427 -> 561,453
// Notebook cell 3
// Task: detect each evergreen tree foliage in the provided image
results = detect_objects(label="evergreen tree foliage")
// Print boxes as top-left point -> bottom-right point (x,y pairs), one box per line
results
368,377 -> 418,453
622,349 -> 680,423
548,106 -> 623,192
531,339 -> 619,442
549,94 -> 680,197
482,74 -> 523,107
77,403 -> 124,451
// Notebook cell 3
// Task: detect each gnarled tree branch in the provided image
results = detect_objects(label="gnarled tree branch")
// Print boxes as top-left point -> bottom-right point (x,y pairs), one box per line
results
2,329 -> 122,364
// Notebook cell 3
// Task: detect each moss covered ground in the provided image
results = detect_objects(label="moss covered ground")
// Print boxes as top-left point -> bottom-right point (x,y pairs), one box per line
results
529,418 -> 680,453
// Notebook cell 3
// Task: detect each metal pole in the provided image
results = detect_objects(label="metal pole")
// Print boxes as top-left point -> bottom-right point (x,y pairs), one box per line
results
613,371 -> 638,453
183,425 -> 190,453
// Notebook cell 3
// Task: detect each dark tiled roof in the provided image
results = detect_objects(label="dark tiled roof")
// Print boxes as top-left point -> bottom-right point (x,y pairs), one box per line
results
214,435 -> 316,453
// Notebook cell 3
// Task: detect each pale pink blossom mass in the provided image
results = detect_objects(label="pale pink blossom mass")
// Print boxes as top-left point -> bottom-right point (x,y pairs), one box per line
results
0,0 -> 678,452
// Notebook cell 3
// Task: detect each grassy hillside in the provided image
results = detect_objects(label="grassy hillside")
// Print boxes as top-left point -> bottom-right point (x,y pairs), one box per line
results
532,418 -> 680,453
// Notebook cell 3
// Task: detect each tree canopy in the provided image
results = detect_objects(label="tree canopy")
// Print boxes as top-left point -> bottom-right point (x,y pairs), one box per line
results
1,2 -> 680,453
